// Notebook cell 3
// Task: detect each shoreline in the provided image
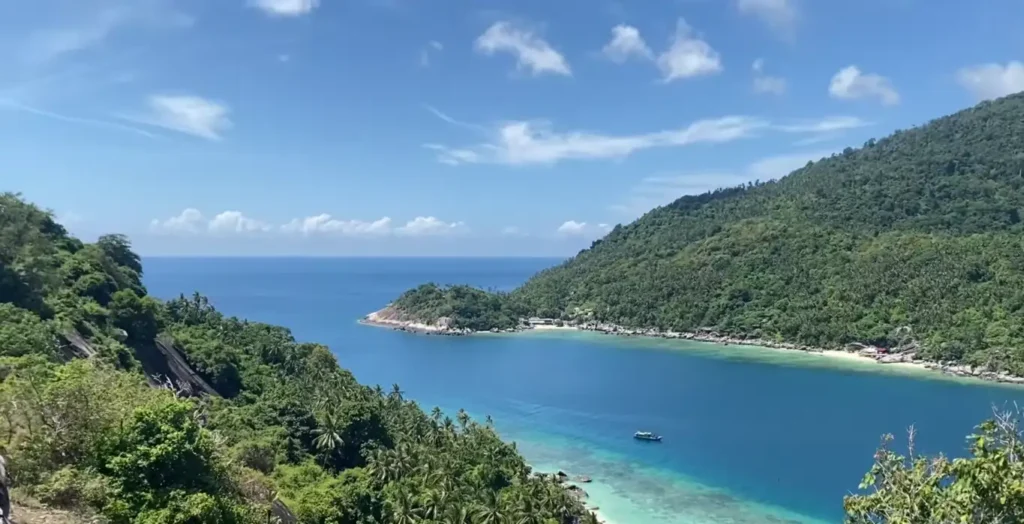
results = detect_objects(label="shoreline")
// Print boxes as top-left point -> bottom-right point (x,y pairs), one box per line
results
361,310 -> 1024,386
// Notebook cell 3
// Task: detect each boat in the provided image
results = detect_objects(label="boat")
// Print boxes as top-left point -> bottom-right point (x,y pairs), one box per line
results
633,431 -> 662,442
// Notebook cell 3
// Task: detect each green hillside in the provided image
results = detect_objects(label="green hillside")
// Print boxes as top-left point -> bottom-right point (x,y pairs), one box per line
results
0,193 -> 595,523
512,93 -> 1024,372
394,93 -> 1024,374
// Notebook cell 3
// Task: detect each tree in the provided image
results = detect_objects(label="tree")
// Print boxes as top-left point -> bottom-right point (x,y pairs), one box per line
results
108,289 -> 161,344
96,234 -> 143,276
0,193 -> 592,524
844,410 -> 1024,523
0,304 -> 58,358
312,409 -> 344,467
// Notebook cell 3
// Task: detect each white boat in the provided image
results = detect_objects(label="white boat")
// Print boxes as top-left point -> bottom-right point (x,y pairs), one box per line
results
633,431 -> 662,442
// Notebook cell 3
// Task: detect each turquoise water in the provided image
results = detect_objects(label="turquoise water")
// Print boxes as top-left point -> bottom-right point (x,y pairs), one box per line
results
144,257 -> 1024,523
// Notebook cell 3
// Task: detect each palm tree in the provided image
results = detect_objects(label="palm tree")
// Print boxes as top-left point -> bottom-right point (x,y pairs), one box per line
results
421,488 -> 449,521
473,490 -> 508,524
457,409 -> 470,430
431,406 -> 444,423
312,410 -> 344,466
443,506 -> 471,524
385,489 -> 421,524
389,383 -> 405,404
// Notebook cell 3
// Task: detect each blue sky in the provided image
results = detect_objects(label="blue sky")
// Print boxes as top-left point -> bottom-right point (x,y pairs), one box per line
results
3,0 -> 1023,256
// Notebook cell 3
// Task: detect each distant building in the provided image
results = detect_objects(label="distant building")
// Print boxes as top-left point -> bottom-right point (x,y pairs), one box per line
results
528,317 -> 553,326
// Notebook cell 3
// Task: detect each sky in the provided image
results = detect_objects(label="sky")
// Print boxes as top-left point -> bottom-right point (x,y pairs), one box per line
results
3,0 -> 1023,256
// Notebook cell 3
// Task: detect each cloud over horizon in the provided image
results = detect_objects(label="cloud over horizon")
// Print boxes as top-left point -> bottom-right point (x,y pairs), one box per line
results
425,113 -> 867,166
152,210 -> 467,238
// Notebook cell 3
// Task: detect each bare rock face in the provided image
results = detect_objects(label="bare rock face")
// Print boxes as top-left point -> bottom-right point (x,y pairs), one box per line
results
363,306 -> 466,335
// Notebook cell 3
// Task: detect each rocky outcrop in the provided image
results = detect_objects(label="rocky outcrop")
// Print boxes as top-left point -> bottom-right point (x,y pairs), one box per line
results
60,330 -> 97,359
132,335 -> 220,397
361,305 -> 471,336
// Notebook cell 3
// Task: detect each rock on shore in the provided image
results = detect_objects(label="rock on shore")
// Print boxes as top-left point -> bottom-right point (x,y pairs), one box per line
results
362,305 -> 471,336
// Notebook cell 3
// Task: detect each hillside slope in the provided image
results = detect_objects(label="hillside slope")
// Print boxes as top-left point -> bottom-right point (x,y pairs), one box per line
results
0,193 -> 596,524
512,93 -> 1024,371
383,94 -> 1024,374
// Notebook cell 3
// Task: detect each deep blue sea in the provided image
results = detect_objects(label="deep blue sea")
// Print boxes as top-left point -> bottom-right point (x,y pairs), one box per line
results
144,257 -> 1024,524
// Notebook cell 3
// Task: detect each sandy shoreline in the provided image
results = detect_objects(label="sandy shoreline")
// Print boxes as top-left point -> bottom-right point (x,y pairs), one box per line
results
361,309 -> 1024,386
534,325 -> 933,373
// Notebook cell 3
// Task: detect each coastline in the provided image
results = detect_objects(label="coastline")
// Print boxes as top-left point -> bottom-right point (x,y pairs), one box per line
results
361,309 -> 1024,386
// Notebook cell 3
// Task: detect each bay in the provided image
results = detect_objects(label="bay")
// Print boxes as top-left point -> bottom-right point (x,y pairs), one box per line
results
143,256 -> 1024,523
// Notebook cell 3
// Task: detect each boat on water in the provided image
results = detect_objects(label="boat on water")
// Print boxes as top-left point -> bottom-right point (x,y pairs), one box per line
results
633,431 -> 662,442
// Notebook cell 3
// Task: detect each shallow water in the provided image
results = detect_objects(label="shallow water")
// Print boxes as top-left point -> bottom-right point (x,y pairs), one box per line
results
144,257 -> 1024,523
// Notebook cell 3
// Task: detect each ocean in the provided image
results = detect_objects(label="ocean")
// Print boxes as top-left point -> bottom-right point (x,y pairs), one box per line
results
143,256 -> 1024,524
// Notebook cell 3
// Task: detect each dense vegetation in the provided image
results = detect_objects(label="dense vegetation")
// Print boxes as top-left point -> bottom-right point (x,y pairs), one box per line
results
0,193 -> 595,523
392,284 -> 524,331
392,93 -> 1024,375
844,411 -> 1024,523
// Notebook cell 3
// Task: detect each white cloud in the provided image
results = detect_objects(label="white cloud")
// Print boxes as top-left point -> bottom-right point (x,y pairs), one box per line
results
419,40 -> 444,67
281,214 -> 393,236
501,226 -> 525,236
152,211 -> 469,238
129,95 -> 232,140
151,208 -> 205,234
554,221 -> 611,237
556,221 -> 588,235
250,0 -> 320,17
656,19 -> 722,82
780,116 -> 872,146
612,149 -> 836,217
737,0 -> 798,38
829,66 -> 900,106
602,25 -> 653,63
396,217 -> 467,236
280,214 -> 464,237
956,62 -> 1024,101
751,59 -> 786,95
776,116 -> 870,134
208,211 -> 271,233
475,21 -> 571,76
426,115 -> 766,166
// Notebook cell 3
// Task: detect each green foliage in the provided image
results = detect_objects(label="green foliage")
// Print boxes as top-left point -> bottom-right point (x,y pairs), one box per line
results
1,193 -> 594,523
109,289 -> 162,344
0,303 -> 59,358
510,94 -> 1024,370
844,414 -> 1024,523
386,93 -> 1024,373
394,283 -> 524,331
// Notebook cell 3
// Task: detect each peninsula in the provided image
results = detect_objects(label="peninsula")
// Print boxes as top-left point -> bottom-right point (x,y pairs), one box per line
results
375,92 -> 1024,384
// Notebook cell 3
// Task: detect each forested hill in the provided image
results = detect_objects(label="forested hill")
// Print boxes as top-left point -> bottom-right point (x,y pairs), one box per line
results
514,93 -> 1024,371
391,93 -> 1024,374
0,193 -> 596,523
